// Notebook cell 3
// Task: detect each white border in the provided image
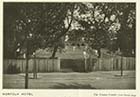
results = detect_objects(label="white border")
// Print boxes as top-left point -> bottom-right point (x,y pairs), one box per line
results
0,0 -> 140,97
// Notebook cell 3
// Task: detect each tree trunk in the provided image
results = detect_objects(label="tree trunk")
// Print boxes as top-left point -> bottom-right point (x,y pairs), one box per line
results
25,41 -> 29,89
25,54 -> 29,89
51,45 -> 58,58
97,49 -> 101,58
121,56 -> 123,76
33,55 -> 37,79
89,55 -> 92,71
84,58 -> 87,72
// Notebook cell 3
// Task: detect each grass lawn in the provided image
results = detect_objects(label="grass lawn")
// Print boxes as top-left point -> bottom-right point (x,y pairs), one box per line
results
3,70 -> 135,89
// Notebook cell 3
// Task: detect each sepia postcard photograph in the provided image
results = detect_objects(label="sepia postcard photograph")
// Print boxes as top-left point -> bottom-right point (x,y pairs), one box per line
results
0,0 -> 140,97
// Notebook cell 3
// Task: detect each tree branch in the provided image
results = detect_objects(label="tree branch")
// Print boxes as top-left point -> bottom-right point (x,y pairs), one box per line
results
46,6 -> 74,45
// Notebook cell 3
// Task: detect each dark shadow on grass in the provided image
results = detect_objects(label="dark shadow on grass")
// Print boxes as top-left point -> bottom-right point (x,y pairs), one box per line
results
49,83 -> 96,89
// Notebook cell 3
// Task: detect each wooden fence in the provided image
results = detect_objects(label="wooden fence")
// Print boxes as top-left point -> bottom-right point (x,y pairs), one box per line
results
61,57 -> 135,72
3,57 -> 135,73
3,58 -> 60,73
93,57 -> 135,71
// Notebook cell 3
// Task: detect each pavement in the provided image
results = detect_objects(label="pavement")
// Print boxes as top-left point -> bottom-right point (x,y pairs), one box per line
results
3,70 -> 135,89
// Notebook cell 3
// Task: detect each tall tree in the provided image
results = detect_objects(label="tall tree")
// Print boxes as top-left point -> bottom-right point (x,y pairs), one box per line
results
4,3 -> 76,88
67,3 -> 136,57
4,3 -> 76,58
